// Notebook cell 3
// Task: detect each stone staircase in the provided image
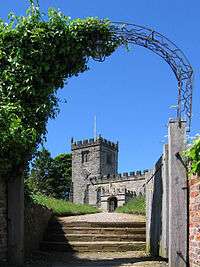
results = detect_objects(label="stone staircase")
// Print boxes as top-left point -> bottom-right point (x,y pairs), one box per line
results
40,218 -> 146,253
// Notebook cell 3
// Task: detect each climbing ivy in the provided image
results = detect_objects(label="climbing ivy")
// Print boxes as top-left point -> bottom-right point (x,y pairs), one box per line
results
185,138 -> 200,175
0,1 -> 121,178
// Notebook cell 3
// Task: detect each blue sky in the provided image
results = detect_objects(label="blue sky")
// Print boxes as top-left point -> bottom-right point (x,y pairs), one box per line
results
1,0 -> 200,172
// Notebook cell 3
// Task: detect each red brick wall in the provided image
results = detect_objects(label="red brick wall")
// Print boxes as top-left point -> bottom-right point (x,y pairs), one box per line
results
189,175 -> 200,267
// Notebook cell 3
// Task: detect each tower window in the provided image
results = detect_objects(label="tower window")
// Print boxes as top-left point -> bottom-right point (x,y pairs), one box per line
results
82,151 -> 89,163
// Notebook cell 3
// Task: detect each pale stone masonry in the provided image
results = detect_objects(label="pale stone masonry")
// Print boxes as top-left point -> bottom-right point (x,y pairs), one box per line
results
72,136 -> 146,211
72,136 -> 118,205
0,176 -> 7,261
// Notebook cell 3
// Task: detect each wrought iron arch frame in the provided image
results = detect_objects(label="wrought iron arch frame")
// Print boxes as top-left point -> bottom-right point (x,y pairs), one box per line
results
97,22 -> 194,131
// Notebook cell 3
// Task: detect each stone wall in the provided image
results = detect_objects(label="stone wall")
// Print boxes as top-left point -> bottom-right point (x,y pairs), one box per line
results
189,175 -> 200,267
0,177 -> 7,262
24,203 -> 52,256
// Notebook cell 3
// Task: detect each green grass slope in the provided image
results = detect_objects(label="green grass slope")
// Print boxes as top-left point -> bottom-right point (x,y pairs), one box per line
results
31,193 -> 100,216
116,196 -> 146,215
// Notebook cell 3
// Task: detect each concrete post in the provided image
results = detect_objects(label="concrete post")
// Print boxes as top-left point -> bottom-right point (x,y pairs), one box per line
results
7,175 -> 24,266
160,144 -> 169,258
168,120 -> 187,267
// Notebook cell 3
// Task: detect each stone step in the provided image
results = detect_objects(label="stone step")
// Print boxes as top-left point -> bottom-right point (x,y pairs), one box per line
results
47,227 -> 146,235
48,221 -> 146,229
40,241 -> 146,252
44,233 -> 146,242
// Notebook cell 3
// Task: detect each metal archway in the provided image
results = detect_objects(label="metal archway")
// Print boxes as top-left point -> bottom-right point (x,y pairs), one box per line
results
97,22 -> 194,131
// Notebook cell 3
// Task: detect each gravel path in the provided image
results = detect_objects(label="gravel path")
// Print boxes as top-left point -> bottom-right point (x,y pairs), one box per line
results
57,212 -> 146,223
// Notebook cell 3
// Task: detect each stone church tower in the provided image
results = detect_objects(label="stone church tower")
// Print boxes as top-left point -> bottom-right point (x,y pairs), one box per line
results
71,136 -> 118,204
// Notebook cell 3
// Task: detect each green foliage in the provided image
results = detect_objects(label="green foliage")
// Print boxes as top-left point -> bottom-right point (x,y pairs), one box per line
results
116,196 -> 146,215
0,2 -> 121,179
24,180 -> 34,203
32,193 -> 100,216
185,137 -> 200,175
25,148 -> 72,199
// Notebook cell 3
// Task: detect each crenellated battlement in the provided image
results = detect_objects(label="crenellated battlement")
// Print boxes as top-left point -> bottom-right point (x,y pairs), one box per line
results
72,134 -> 148,206
90,169 -> 148,184
118,169 -> 149,178
71,135 -> 118,150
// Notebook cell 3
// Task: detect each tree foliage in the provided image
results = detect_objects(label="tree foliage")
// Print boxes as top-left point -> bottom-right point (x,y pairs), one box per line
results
185,137 -> 200,175
25,148 -> 72,199
0,1 -> 121,179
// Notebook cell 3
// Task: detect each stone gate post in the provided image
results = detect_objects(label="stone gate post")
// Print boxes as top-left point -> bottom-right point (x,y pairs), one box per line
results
168,119 -> 188,267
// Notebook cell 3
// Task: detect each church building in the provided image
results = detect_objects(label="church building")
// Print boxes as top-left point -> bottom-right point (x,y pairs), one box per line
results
71,136 -> 147,212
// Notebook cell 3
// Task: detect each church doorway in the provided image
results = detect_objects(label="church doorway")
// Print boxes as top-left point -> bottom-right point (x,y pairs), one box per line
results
108,196 -> 118,212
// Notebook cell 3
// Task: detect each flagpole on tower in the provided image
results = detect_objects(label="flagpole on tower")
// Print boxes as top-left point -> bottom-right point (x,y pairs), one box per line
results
94,115 -> 97,140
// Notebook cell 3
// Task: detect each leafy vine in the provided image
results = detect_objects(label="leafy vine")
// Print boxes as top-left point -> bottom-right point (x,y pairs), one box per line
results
185,137 -> 200,176
0,1 -> 121,178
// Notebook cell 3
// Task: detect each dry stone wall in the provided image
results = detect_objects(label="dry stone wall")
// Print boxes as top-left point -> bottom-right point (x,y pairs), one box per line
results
0,177 -> 7,262
189,175 -> 200,267
24,203 -> 52,256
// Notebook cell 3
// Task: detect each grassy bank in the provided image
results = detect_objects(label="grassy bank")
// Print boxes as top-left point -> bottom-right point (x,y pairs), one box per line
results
31,194 -> 100,216
116,196 -> 146,215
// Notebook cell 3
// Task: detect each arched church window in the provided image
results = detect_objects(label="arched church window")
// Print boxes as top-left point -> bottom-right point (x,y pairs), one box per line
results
82,150 -> 89,163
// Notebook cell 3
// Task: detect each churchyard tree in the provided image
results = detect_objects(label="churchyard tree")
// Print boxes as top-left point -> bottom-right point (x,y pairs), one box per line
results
26,148 -> 72,199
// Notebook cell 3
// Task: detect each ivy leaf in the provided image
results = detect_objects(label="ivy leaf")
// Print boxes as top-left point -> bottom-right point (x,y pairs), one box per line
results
0,2 -> 121,178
